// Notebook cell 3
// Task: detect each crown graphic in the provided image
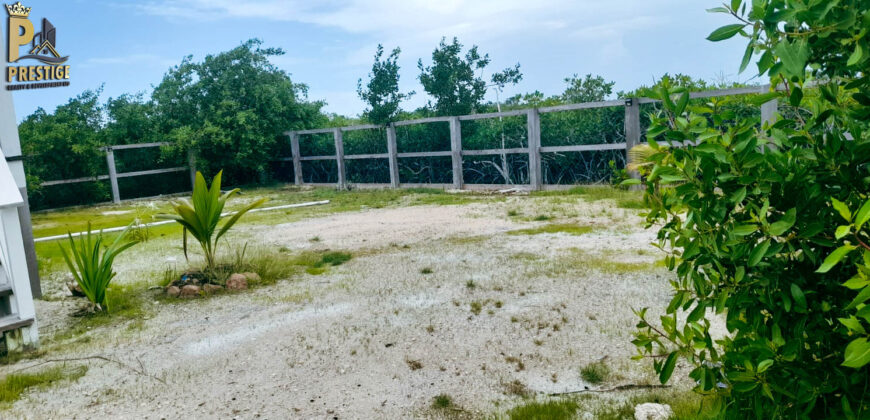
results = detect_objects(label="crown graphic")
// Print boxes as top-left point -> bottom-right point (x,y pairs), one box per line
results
5,2 -> 30,17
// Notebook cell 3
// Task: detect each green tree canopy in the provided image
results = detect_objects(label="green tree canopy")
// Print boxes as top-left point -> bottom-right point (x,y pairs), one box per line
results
357,45 -> 413,125
152,39 -> 325,184
417,37 -> 522,116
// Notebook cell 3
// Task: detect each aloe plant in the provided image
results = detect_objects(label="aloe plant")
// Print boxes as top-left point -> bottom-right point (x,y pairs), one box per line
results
158,170 -> 266,273
59,223 -> 139,311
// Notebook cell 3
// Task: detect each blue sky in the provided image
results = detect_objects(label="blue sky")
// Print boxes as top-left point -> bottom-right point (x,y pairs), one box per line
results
8,0 -> 753,122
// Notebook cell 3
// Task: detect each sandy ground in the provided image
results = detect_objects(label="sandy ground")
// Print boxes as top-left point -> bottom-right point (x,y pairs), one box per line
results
2,196 -> 677,419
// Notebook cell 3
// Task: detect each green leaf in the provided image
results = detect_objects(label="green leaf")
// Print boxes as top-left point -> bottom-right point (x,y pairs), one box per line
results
707,24 -> 746,42
660,352 -> 678,384
790,283 -> 807,312
836,225 -> 851,240
733,224 -> 757,236
620,178 -> 641,186
843,337 -> 870,368
847,43 -> 864,67
817,245 -> 857,273
757,359 -> 773,373
839,316 -> 866,334
748,239 -> 771,267
774,39 -> 809,78
789,86 -> 803,107
832,198 -> 852,222
768,208 -> 796,236
843,276 -> 870,290
739,42 -> 753,73
855,200 -> 870,230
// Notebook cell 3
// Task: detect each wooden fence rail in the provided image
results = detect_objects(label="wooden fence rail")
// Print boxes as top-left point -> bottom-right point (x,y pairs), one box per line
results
38,84 -> 779,203
285,84 -> 778,190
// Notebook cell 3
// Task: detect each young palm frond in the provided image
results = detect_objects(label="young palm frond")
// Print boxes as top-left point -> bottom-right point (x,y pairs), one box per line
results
157,170 -> 266,273
59,223 -> 139,311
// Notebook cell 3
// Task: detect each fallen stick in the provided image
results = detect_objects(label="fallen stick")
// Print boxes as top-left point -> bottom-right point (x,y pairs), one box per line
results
6,355 -> 167,384
548,384 -> 670,396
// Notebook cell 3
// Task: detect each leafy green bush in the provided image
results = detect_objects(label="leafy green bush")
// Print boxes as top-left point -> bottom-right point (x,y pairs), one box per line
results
630,1 -> 870,418
59,224 -> 138,311
158,170 -> 265,273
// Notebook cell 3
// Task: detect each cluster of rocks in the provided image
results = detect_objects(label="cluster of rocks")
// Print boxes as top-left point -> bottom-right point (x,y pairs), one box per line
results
165,272 -> 260,298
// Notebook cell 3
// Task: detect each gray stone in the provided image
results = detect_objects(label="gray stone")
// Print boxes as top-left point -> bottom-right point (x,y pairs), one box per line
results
179,285 -> 201,298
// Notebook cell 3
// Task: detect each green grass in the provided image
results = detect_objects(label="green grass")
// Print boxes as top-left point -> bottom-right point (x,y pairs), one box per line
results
580,361 -> 611,384
508,223 -> 598,236
47,281 -> 152,345
433,393 -> 454,409
505,399 -> 579,420
0,366 -> 88,407
531,185 -> 645,209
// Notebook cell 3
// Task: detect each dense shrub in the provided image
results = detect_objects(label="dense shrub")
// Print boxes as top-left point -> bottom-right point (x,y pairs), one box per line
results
631,1 -> 870,418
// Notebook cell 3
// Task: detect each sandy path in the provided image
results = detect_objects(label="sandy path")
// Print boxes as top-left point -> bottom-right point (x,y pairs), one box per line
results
3,198 -> 671,419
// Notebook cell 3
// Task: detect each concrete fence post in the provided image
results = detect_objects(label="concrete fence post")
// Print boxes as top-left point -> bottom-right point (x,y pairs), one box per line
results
187,149 -> 197,189
105,147 -> 120,204
386,124 -> 400,188
290,133 -> 303,186
333,128 -> 346,189
526,108 -> 542,190
761,99 -> 778,128
449,117 -> 463,190
624,98 -> 641,179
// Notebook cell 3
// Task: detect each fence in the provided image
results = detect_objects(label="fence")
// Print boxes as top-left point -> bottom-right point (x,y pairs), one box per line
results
39,142 -> 197,204
285,85 -> 778,190
38,85 -> 779,203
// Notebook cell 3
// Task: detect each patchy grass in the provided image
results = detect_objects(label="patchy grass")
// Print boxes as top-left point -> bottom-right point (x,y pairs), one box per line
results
48,281 -> 152,345
580,360 -> 611,384
505,399 -> 578,420
470,301 -> 483,315
32,186 -> 497,277
0,366 -> 88,407
503,379 -> 531,397
531,186 -> 645,210
421,267 -> 433,274
508,223 -> 598,236
433,393 -> 453,409
529,248 -> 655,278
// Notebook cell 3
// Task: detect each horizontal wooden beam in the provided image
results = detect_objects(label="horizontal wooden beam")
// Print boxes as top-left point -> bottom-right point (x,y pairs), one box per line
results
343,153 -> 389,160
341,124 -> 381,132
458,109 -> 528,121
393,116 -> 452,127
461,147 -> 529,156
396,151 -> 452,158
41,174 -> 110,186
540,143 -> 627,153
637,85 -> 770,104
538,99 -> 626,113
104,142 -> 171,151
299,155 -> 338,161
115,166 -> 187,179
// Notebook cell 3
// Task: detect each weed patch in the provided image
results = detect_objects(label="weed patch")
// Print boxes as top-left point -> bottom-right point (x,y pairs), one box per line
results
580,360 -> 611,384
0,366 -> 87,407
508,223 -> 598,236
505,399 -> 578,420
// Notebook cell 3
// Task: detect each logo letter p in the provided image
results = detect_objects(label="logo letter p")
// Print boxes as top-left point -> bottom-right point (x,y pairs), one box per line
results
7,16 -> 34,63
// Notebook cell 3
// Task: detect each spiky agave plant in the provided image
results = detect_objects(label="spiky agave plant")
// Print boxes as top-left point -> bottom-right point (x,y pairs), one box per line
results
158,170 -> 266,274
60,223 -> 139,312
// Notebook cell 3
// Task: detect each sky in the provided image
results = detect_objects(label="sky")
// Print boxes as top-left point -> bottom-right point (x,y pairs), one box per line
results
7,0 -> 754,122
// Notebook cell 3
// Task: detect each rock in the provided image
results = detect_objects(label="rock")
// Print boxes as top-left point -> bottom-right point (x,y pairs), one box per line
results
241,272 -> 261,283
226,273 -> 248,290
179,285 -> 201,298
203,284 -> 224,294
166,286 -> 181,298
68,282 -> 86,297
634,403 -> 673,420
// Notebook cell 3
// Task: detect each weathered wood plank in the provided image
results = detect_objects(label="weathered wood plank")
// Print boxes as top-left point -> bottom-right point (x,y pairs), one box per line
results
386,124 -> 399,188
105,149 -> 120,203
334,128 -> 346,189
449,117 -> 463,189
461,147 -> 529,156
458,109 -> 528,121
539,143 -> 627,153
527,109 -> 542,190
299,155 -> 338,161
396,151 -> 452,158
538,99 -> 625,113
343,153 -> 390,160
115,166 -> 187,179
